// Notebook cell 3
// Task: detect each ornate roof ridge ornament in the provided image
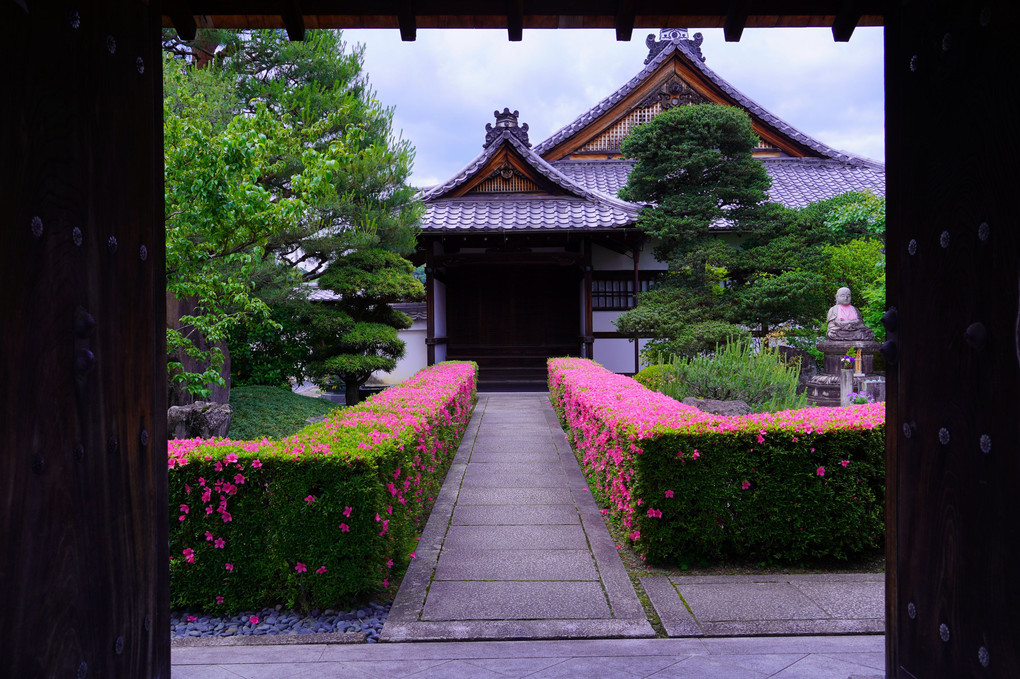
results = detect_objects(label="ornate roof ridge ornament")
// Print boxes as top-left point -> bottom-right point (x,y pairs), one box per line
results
484,108 -> 531,148
644,28 -> 706,64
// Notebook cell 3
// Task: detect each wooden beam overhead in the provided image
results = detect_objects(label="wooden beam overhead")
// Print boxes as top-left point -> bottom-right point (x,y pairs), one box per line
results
281,0 -> 306,41
507,0 -> 524,41
832,0 -> 862,41
724,0 -> 751,42
616,0 -> 636,41
398,0 -> 416,41
167,1 -> 198,41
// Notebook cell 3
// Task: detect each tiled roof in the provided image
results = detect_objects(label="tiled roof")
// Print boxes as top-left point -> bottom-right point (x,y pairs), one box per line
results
423,196 -> 636,232
551,160 -> 633,196
533,34 -> 879,168
763,158 -> 886,208
552,157 -> 885,210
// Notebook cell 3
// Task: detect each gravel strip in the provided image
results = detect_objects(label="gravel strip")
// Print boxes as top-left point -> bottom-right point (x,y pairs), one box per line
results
170,602 -> 390,643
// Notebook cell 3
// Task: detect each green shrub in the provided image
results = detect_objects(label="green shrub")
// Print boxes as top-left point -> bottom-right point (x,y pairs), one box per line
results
169,362 -> 476,612
654,338 -> 807,412
549,358 -> 886,565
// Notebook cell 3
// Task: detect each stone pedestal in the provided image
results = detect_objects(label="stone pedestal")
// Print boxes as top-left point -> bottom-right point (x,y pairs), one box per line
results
817,339 -> 881,375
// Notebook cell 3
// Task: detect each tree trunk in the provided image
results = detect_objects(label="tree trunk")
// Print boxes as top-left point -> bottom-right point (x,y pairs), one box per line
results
166,292 -> 232,406
345,380 -> 361,406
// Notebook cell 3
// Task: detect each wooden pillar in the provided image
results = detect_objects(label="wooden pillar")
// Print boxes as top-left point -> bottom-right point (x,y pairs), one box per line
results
885,2 -> 1019,677
1,2 -> 168,677
633,246 -> 641,373
425,243 -> 436,366
583,238 -> 594,360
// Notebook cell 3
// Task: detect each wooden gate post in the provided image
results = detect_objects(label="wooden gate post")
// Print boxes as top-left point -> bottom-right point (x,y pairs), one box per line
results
885,2 -> 1019,676
1,2 -> 169,677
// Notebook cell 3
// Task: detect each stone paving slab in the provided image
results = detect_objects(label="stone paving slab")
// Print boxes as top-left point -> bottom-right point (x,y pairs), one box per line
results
451,504 -> 579,526
442,524 -> 589,551
455,486 -> 574,505
643,575 -> 886,637
422,581 -> 611,620
466,449 -> 561,463
460,469 -> 566,488
434,548 -> 599,581
172,636 -> 886,678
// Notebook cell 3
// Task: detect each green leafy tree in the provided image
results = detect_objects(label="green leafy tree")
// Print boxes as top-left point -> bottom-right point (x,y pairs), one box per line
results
614,104 -> 781,355
162,30 -> 422,398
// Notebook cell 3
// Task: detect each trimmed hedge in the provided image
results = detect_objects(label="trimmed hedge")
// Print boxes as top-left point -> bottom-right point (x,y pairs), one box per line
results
168,362 -> 476,612
549,358 -> 885,564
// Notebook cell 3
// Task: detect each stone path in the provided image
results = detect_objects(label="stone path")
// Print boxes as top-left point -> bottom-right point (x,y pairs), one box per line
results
381,393 -> 654,641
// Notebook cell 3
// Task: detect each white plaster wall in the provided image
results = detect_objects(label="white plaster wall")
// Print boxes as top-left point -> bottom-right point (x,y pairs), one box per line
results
593,338 -> 638,374
591,243 -> 635,270
593,310 -> 623,332
435,342 -> 448,363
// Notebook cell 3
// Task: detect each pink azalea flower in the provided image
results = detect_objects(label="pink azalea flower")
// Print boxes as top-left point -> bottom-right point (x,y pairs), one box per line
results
409,552 -> 416,559
214,538 -> 225,549
182,548 -> 194,563
295,562 -> 307,573
252,459 -> 262,468
692,451 -> 700,460
179,504 -> 189,514
316,566 -> 327,574
742,481 -> 751,490
343,506 -> 353,517
304,495 -> 315,505
338,523 -> 350,532
382,578 -> 389,588
234,473 -> 245,484
215,596 -> 224,604
386,559 -> 394,568
249,615 -> 259,625
817,466 -> 826,477
205,531 -> 214,541
225,453 -> 238,464
841,460 -> 850,467
664,490 -> 674,498
225,563 -> 233,572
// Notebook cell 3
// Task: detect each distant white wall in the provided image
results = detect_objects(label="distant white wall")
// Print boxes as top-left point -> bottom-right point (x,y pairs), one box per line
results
593,310 -> 622,332
373,317 -> 427,386
593,337 -> 637,374
434,279 -> 447,338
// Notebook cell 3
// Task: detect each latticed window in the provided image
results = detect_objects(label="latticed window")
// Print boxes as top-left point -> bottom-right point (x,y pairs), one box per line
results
592,274 -> 655,310
579,104 -> 662,153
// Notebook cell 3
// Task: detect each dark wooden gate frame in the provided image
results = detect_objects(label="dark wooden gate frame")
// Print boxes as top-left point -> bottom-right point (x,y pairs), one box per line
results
4,3 -> 1018,677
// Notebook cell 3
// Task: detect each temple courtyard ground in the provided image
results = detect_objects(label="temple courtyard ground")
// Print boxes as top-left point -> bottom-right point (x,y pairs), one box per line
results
172,393 -> 884,678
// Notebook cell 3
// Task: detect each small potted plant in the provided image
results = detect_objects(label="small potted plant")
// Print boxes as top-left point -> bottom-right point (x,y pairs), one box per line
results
840,351 -> 854,370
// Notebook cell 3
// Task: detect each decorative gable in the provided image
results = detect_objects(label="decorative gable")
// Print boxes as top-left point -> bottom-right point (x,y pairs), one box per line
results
535,29 -> 859,165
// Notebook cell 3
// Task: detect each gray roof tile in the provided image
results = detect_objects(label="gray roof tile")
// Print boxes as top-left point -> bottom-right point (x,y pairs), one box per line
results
762,158 -> 886,208
422,196 -> 635,232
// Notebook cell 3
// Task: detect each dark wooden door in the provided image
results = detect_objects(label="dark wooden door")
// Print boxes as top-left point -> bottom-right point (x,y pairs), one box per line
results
1,3 -> 169,677
446,264 -> 580,356
886,3 -> 1020,676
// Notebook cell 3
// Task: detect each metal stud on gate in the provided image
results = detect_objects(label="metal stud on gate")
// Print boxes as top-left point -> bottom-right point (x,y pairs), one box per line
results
940,623 -> 951,642
136,57 -> 145,75
69,9 -> 81,29
903,421 -> 917,439
978,221 -> 990,242
77,661 -> 87,679
108,236 -> 118,254
938,427 -> 951,446
979,434 -> 991,454
105,35 -> 116,55
942,33 -> 952,52
139,244 -> 148,261
140,429 -> 149,447
940,230 -> 950,249
910,55 -> 919,72
72,226 -> 83,247
114,636 -> 124,655
978,646 -> 990,668
108,435 -> 119,456
908,239 -> 918,255
31,216 -> 43,238
74,444 -> 85,462
965,322 -> 987,350
907,602 -> 917,619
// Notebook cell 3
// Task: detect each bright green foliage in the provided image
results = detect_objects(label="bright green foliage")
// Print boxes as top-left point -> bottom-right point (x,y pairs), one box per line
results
647,339 -> 807,413
228,386 -> 340,440
306,249 -> 425,405
163,30 -> 422,397
820,189 -> 885,241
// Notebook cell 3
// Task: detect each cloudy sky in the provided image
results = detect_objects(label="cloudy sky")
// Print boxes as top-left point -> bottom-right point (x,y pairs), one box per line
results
340,27 -> 885,189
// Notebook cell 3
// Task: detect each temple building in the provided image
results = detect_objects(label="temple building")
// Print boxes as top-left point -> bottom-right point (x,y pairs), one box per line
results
392,29 -> 885,390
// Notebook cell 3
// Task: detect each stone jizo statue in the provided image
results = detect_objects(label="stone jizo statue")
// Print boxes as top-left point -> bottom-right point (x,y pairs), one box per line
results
825,287 -> 875,341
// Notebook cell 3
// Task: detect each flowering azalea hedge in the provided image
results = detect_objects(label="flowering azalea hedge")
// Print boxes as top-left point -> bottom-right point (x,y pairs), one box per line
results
549,358 -> 885,564
168,362 -> 476,612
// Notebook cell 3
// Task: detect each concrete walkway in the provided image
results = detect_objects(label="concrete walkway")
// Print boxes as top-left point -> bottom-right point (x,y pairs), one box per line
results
381,393 -> 654,641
